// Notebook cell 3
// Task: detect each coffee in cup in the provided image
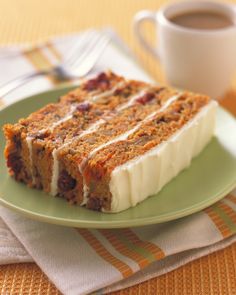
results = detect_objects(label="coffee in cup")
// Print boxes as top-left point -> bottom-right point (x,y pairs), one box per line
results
134,1 -> 236,98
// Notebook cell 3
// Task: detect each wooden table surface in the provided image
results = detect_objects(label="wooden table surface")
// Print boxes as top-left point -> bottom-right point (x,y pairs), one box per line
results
0,0 -> 235,294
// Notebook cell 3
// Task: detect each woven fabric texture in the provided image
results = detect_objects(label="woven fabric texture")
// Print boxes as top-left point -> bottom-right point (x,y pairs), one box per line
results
0,243 -> 235,295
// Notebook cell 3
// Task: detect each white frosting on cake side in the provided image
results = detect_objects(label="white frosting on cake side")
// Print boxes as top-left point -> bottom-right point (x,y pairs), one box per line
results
50,149 -> 60,196
109,100 -> 218,212
25,136 -> 35,185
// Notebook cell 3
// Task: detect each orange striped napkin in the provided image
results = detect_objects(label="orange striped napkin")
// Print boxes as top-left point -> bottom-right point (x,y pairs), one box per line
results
0,30 -> 235,295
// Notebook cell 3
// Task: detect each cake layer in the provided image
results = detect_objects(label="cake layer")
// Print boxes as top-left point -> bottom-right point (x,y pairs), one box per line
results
3,71 -> 218,213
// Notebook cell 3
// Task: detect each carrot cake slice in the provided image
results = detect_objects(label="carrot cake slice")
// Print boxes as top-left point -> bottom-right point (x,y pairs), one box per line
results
3,71 -> 218,212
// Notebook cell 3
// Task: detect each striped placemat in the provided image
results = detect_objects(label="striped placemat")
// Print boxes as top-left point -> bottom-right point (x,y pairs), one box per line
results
1,242 -> 236,295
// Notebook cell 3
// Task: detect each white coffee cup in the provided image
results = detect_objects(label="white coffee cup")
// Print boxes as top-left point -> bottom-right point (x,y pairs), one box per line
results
133,1 -> 236,98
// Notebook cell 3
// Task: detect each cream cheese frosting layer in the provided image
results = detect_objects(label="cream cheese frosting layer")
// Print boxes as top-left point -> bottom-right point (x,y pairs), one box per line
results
109,100 -> 218,213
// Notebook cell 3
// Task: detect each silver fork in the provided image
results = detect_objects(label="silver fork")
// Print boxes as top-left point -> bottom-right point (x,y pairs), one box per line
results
0,30 -> 110,97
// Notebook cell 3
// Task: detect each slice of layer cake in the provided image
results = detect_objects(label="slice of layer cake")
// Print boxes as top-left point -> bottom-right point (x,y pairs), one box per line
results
3,71 -> 218,212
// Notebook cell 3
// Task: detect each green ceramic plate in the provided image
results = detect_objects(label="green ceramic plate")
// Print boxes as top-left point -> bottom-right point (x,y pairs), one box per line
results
1,87 -> 236,228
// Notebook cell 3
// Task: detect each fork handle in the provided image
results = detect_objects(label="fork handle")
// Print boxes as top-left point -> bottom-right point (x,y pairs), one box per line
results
0,71 -> 47,98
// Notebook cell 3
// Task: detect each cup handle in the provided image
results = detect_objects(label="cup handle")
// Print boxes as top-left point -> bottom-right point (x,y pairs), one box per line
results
133,10 -> 159,59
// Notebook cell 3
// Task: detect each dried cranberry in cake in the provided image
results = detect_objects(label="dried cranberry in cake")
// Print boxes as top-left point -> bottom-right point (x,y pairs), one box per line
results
7,154 -> 22,174
76,102 -> 91,112
33,131 -> 50,140
58,170 -> 76,192
13,134 -> 21,149
136,92 -> 155,105
114,85 -> 131,97
83,72 -> 110,91
87,197 -> 102,211
97,73 -> 111,90
136,88 -> 165,105
113,88 -> 122,96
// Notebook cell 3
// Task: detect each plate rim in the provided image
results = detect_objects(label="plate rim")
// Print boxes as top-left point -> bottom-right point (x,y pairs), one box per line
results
0,87 -> 236,228
0,179 -> 236,228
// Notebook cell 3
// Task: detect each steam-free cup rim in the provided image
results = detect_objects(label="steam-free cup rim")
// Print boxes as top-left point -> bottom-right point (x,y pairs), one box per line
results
157,0 -> 236,35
